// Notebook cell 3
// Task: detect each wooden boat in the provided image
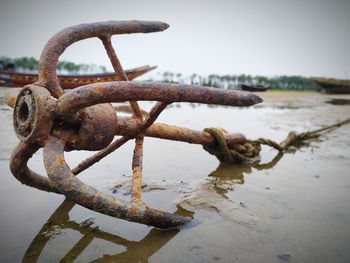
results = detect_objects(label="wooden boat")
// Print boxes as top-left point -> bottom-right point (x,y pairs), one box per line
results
239,84 -> 269,92
0,65 -> 156,88
311,77 -> 350,94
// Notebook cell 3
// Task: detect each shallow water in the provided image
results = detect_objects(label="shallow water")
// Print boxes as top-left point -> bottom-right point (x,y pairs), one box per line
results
0,89 -> 350,263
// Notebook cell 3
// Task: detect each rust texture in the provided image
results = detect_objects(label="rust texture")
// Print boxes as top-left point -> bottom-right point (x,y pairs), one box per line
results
8,20 -> 262,228
56,82 -> 261,116
37,20 -> 169,98
116,116 -> 247,148
73,103 -> 117,151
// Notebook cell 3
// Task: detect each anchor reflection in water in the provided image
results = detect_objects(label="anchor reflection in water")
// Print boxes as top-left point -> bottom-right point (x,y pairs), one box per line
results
22,199 -> 183,263
209,143 -> 309,193
210,151 -> 284,187
176,149 -> 300,225
22,150 -> 289,262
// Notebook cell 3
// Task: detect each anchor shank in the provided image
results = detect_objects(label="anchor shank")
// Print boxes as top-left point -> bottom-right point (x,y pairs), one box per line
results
116,116 -> 247,151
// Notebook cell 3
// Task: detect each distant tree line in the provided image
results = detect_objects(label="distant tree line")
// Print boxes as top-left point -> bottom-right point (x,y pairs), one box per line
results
158,72 -> 319,90
1,56 -> 318,90
0,56 -> 107,74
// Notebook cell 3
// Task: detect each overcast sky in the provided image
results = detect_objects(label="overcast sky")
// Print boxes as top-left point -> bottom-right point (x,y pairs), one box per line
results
0,0 -> 349,78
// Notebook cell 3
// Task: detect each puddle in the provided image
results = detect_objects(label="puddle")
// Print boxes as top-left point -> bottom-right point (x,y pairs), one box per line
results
325,98 -> 350,105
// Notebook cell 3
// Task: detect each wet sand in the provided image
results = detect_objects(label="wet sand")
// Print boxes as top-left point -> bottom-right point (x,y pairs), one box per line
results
0,87 -> 350,262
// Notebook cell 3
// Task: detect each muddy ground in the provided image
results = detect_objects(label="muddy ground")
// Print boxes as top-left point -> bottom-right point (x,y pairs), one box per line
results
0,87 -> 349,262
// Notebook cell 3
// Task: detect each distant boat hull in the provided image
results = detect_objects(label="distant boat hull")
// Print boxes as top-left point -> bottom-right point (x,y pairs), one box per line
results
312,77 -> 350,94
0,65 -> 155,88
239,84 -> 269,92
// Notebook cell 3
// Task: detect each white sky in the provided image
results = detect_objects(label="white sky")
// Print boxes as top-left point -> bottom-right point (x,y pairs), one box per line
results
0,0 -> 349,78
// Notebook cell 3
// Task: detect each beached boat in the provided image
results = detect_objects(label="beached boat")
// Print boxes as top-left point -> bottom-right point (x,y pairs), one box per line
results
0,65 -> 156,88
239,84 -> 269,92
311,77 -> 350,94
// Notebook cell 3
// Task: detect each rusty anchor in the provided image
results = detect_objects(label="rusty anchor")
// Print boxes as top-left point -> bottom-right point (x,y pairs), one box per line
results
6,21 -> 262,229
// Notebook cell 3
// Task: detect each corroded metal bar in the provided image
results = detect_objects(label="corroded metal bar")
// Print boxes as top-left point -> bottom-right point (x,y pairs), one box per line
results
37,21 -> 169,98
116,116 -> 247,150
143,101 -> 170,129
71,136 -> 130,175
10,141 -> 60,193
100,34 -> 146,206
100,34 -> 146,208
130,102 -> 169,204
100,35 -> 128,81
43,136 -> 191,228
100,35 -> 143,119
131,136 -> 144,204
57,82 -> 262,116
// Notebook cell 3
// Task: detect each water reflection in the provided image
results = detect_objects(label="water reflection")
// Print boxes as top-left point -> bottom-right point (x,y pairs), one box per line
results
23,199 -> 179,263
21,152 -> 287,262
21,145 -> 302,262
209,151 -> 284,185
325,98 -> 350,105
177,151 -> 289,225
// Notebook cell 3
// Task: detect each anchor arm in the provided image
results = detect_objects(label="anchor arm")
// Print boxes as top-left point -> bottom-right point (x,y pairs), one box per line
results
37,21 -> 169,98
57,81 -> 262,116
43,135 -> 191,229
